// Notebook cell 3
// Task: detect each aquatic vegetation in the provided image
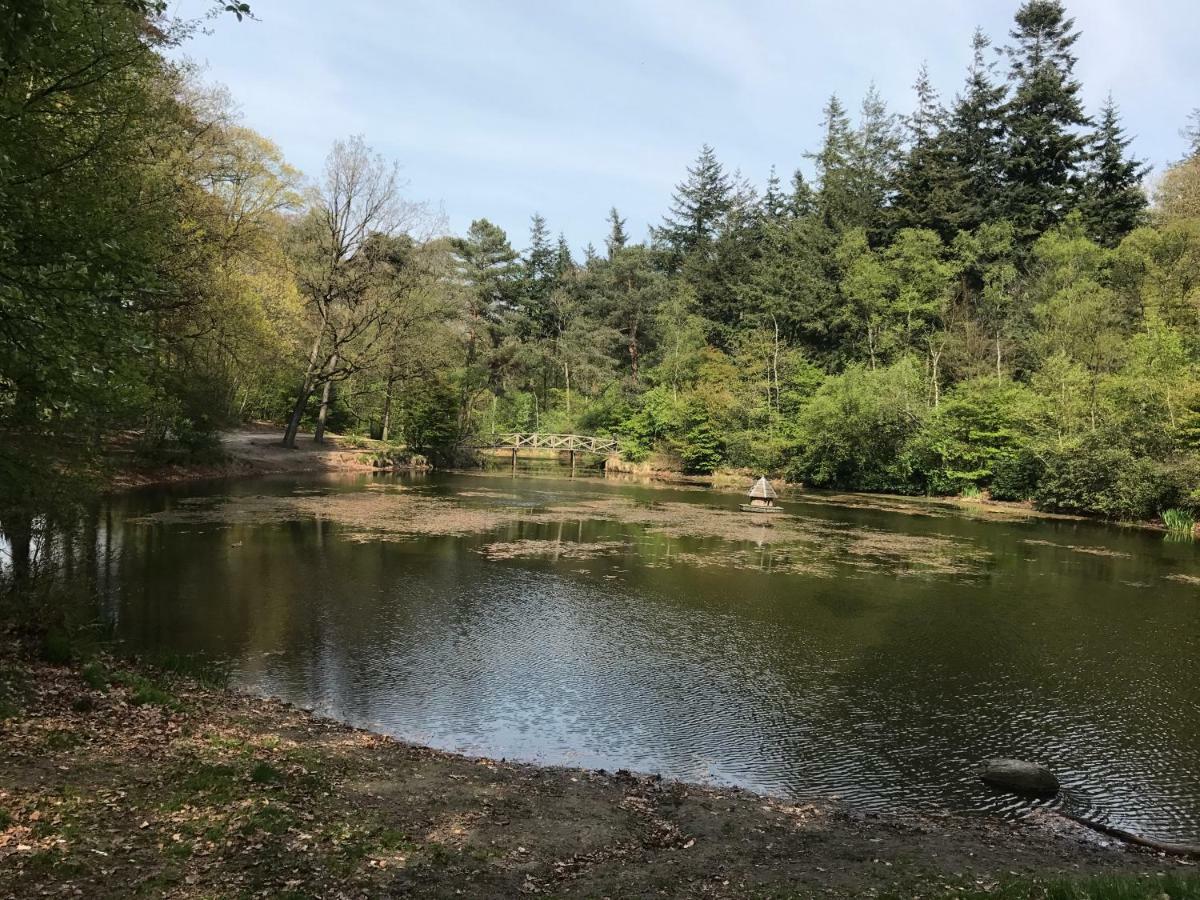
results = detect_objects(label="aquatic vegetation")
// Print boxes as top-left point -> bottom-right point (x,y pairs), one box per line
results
131,488 -> 990,578
1020,539 -> 1131,558
477,540 -> 628,560
1161,507 -> 1196,536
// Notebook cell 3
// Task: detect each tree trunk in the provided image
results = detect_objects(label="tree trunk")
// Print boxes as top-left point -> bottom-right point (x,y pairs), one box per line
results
381,378 -> 394,443
1,513 -> 33,586
628,324 -> 639,382
313,353 -> 338,444
283,331 -> 324,448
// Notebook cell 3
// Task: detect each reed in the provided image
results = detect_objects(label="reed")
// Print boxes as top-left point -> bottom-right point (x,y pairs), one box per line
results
1161,507 -> 1197,535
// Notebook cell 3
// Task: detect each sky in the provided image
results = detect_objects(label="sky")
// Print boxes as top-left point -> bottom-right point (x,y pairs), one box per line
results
170,0 -> 1200,253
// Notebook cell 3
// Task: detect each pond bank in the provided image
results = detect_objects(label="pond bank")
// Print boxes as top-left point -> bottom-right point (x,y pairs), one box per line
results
108,424 -> 428,490
1,646 -> 1192,899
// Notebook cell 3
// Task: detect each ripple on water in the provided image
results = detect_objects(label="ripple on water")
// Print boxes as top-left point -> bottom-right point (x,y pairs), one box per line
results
111,473 -> 1200,845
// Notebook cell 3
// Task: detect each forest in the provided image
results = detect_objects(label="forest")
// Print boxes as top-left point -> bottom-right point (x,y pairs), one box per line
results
4,0 -> 1200,528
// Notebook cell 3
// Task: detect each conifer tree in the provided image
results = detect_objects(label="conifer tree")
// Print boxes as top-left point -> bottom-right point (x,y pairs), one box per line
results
810,94 -> 856,230
789,169 -> 816,218
851,84 -> 902,236
655,144 -> 732,262
520,213 -> 557,337
604,207 -> 628,258
891,63 -> 955,237
1080,96 -> 1148,246
1182,109 -> 1200,159
942,29 -> 1008,234
761,166 -> 788,221
1002,0 -> 1091,242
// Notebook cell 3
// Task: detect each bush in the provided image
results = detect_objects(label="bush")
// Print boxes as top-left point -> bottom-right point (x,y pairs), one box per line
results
906,379 -> 1032,495
786,360 -> 926,492
989,450 -> 1044,501
679,414 -> 723,475
1033,440 -> 1183,520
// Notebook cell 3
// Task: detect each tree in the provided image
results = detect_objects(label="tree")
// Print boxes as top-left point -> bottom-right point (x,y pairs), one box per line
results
1155,156 -> 1200,224
1182,108 -> 1200,159
597,245 -> 668,382
452,218 -> 520,364
604,207 -> 628,258
519,212 -> 557,339
655,144 -> 731,262
810,94 -> 857,231
941,28 -> 1008,234
891,63 -> 955,237
281,136 -> 423,447
1001,0 -> 1091,242
1080,96 -> 1148,246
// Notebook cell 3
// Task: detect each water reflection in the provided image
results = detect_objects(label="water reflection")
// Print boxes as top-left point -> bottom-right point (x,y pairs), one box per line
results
34,471 -> 1200,843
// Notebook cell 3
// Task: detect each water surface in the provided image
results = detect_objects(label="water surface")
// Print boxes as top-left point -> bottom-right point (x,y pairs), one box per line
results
92,471 -> 1200,843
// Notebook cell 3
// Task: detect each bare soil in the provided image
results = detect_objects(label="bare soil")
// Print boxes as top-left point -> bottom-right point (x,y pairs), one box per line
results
108,425 -> 421,489
0,648 -> 1194,899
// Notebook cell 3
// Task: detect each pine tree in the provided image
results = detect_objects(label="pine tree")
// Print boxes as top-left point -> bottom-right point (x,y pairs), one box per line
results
891,63 -> 955,237
761,165 -> 788,221
851,84 -> 902,236
809,95 -> 856,230
942,29 -> 1008,234
1183,108 -> 1200,159
452,219 -> 520,363
554,233 -> 575,276
789,169 -> 816,218
655,144 -> 732,263
604,206 -> 628,258
1080,96 -> 1148,246
1002,0 -> 1091,242
520,213 -> 557,337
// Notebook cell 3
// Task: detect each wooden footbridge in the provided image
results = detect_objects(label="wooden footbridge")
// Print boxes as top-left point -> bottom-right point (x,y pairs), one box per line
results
473,432 -> 619,469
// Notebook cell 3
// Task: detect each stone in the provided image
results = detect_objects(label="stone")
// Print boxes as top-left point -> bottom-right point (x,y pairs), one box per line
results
977,758 -> 1059,797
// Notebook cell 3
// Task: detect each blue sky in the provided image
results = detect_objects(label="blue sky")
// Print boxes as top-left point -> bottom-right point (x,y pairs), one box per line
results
171,0 -> 1200,253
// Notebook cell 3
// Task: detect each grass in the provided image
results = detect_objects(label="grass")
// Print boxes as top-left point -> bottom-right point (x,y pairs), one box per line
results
109,669 -> 181,709
249,760 -> 284,784
1161,507 -> 1196,536
884,874 -> 1200,899
960,483 -> 984,500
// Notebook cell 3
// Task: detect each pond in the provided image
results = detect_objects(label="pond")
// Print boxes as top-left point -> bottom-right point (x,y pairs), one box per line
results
89,471 -> 1200,843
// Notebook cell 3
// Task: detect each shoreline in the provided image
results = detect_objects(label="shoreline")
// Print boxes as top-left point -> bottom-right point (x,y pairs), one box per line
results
0,646 -> 1193,898
113,425 -> 1161,536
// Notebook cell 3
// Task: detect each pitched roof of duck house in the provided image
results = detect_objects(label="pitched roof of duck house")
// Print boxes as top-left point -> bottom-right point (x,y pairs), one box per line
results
747,476 -> 778,500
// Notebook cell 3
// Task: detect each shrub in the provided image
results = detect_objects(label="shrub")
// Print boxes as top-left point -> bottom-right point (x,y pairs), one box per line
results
1033,440 -> 1183,520
678,408 -> 724,475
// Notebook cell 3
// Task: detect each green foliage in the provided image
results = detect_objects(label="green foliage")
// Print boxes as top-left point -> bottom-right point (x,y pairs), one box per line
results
678,409 -> 724,475
786,360 -> 926,492
907,380 -> 1032,494
1162,507 -> 1196,535
3,0 -> 1199,536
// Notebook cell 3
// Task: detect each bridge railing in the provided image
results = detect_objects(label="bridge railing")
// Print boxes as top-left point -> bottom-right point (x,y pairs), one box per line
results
476,432 -> 619,454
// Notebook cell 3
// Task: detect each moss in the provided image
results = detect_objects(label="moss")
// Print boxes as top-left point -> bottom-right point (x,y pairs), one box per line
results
880,874 -> 1200,900
80,660 -> 109,690
111,670 -> 180,710
249,761 -> 283,784
239,801 -> 296,836
45,728 -> 83,751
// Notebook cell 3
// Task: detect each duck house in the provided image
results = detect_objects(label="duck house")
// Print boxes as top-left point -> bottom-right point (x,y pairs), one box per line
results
740,476 -> 783,513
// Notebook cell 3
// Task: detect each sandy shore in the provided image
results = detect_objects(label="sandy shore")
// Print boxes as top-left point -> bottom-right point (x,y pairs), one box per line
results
0,647 -> 1193,899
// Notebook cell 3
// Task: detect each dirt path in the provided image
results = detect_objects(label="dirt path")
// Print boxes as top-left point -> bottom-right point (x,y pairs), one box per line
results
109,425 -> 421,489
0,650 -> 1192,899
